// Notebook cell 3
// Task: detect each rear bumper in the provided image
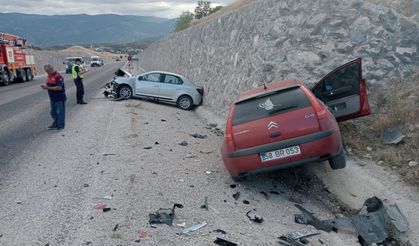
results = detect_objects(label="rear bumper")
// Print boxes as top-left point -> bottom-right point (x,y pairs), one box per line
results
222,130 -> 341,177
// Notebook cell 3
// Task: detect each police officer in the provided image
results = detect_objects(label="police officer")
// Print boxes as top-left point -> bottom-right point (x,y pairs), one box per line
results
72,58 -> 87,104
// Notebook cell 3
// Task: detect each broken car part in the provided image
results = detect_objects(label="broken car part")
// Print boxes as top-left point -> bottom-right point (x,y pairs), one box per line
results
149,203 -> 183,226
246,209 -> 264,223
201,196 -> 209,210
181,220 -> 208,234
285,228 -> 320,240
190,133 -> 207,139
382,129 -> 405,145
214,237 -> 238,246
232,192 -> 240,200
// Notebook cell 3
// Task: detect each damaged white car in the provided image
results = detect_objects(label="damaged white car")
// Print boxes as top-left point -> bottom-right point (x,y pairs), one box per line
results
104,69 -> 204,110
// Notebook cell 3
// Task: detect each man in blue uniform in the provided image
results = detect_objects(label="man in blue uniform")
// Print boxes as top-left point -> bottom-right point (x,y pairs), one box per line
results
41,64 -> 66,130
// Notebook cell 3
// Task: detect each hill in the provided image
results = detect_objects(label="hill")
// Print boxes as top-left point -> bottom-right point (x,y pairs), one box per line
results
0,13 -> 175,47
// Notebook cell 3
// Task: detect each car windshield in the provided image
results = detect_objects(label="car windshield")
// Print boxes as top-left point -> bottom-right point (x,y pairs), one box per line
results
232,87 -> 311,125
91,58 -> 99,61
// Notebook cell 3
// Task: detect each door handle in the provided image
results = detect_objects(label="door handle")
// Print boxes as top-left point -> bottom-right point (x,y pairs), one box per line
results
270,132 -> 281,138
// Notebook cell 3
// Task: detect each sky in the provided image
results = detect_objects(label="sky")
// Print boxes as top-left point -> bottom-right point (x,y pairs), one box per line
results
0,0 -> 233,18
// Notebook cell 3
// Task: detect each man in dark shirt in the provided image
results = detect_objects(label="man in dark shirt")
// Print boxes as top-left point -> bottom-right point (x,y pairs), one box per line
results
72,58 -> 87,104
41,64 -> 66,130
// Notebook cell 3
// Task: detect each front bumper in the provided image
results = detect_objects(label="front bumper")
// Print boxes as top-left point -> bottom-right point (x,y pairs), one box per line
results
103,81 -> 119,98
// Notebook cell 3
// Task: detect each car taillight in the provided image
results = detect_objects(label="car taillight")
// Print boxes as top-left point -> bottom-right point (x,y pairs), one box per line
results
197,88 -> 204,96
313,100 -> 328,120
224,105 -> 235,150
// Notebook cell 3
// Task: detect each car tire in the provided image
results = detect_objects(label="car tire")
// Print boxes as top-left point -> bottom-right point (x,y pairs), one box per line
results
26,68 -> 33,81
118,85 -> 132,99
22,69 -> 28,82
177,95 -> 193,110
328,148 -> 346,170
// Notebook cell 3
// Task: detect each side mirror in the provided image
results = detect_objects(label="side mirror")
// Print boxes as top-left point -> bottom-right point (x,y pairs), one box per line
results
138,76 -> 143,80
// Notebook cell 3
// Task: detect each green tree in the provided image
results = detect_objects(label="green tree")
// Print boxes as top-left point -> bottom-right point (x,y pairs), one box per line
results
174,11 -> 194,32
209,5 -> 222,15
194,1 -> 212,19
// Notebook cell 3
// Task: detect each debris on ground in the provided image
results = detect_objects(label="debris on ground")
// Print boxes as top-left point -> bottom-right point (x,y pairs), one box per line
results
143,146 -> 152,150
232,192 -> 240,200
288,195 -> 303,204
130,174 -> 135,183
103,208 -> 112,212
285,228 -> 320,241
294,197 -> 409,245
161,119 -> 167,122
102,195 -> 113,200
382,129 -> 405,145
201,196 -> 209,210
213,229 -> 227,234
149,204 -> 183,225
230,184 -> 236,189
190,133 -> 208,139
243,200 -> 250,205
260,191 -> 269,200
185,154 -> 196,159
134,239 -> 141,243
138,230 -> 148,238
176,222 -> 186,227
246,209 -> 264,224
112,224 -> 119,231
214,237 -> 238,246
154,141 -> 159,145
181,220 -> 208,234
278,235 -> 307,246
102,153 -> 116,156
269,191 -> 280,195
179,141 -> 188,146
94,202 -> 107,209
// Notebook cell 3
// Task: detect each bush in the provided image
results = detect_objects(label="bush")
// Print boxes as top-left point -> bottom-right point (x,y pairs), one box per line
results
174,11 -> 194,32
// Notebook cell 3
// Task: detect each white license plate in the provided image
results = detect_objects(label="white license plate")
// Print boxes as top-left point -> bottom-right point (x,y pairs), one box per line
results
260,146 -> 301,162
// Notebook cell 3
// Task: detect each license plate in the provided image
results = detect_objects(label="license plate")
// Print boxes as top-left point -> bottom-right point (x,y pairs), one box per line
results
260,146 -> 301,162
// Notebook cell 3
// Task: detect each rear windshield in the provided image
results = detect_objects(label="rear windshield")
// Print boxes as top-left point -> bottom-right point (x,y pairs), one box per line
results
232,87 -> 311,125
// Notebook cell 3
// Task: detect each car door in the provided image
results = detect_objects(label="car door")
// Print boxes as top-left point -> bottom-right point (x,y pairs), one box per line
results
311,58 -> 371,122
158,74 -> 184,102
134,72 -> 162,97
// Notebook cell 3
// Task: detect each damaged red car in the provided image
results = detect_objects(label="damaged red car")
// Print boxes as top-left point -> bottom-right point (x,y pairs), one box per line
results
221,58 -> 371,181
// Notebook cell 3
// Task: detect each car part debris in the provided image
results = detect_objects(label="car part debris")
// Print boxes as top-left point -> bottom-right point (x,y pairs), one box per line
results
113,224 -> 119,231
246,209 -> 264,223
161,119 -> 166,122
214,237 -> 238,246
190,133 -> 207,139
94,202 -> 107,209
144,146 -> 152,150
213,229 -> 227,234
103,153 -> 116,156
103,208 -> 112,212
285,228 -> 320,240
294,197 -> 409,245
243,200 -> 250,205
179,141 -> 188,146
181,220 -> 208,234
186,154 -> 196,158
230,184 -> 237,188
103,195 -> 113,200
269,191 -> 280,195
130,174 -> 135,183
134,239 -> 141,243
232,192 -> 240,200
138,230 -> 148,238
83,183 -> 90,188
176,222 -> 186,227
382,129 -> 405,145
278,236 -> 306,246
201,196 -> 209,210
149,203 -> 183,225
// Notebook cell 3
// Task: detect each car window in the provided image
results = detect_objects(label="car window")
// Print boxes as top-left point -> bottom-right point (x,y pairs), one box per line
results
313,63 -> 360,102
232,87 -> 311,125
142,73 -> 161,82
163,74 -> 183,85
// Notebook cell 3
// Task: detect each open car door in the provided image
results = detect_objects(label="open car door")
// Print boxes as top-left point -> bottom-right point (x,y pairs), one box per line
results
311,58 -> 371,122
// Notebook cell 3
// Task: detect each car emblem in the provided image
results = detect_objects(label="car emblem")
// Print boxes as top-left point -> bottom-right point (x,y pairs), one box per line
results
259,98 -> 276,111
267,121 -> 278,130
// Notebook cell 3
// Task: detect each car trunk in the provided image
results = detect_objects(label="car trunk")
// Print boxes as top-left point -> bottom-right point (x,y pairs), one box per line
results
231,87 -> 320,150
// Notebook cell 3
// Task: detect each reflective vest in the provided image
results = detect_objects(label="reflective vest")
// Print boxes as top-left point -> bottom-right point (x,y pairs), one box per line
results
71,64 -> 83,79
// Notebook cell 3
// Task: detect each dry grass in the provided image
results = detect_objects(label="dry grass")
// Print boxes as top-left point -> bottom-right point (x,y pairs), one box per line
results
189,0 -> 256,27
340,72 -> 419,185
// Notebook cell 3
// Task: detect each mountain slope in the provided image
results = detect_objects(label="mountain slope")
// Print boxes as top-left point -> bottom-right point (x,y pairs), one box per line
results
0,13 -> 175,47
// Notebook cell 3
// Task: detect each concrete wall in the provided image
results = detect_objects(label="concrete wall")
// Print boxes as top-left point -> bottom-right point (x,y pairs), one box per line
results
139,0 -> 419,119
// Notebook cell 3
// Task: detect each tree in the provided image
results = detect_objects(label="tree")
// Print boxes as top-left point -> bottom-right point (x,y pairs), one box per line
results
194,1 -> 212,19
174,11 -> 194,32
209,5 -> 222,15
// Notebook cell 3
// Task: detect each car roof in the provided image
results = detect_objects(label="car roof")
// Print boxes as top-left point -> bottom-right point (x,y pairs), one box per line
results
236,78 -> 304,103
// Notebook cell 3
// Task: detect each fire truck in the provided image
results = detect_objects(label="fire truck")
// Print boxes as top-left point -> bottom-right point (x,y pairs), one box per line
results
0,32 -> 36,86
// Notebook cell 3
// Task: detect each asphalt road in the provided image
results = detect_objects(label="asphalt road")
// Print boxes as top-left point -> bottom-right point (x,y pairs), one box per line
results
0,62 -> 123,168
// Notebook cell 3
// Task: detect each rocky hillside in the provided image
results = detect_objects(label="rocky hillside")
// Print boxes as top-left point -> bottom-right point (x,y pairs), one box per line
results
138,0 -> 419,118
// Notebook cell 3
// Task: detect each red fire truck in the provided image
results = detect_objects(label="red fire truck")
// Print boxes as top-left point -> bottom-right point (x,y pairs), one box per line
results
0,32 -> 36,86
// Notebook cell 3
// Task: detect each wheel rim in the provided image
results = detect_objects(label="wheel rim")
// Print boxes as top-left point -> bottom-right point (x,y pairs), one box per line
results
120,87 -> 131,98
179,97 -> 191,109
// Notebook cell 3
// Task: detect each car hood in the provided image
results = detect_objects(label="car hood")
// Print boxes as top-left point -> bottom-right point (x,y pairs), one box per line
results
114,68 -> 132,78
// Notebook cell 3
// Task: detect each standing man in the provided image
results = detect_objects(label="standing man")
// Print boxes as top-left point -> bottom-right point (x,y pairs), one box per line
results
72,58 -> 87,104
41,65 -> 66,130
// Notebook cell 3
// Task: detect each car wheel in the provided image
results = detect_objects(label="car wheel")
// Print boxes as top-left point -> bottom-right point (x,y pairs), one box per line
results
26,68 -> 33,81
177,95 -> 193,110
22,69 -> 28,82
328,148 -> 346,170
118,85 -> 132,99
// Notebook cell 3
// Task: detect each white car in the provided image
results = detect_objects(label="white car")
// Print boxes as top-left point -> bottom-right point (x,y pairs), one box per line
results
104,70 -> 204,110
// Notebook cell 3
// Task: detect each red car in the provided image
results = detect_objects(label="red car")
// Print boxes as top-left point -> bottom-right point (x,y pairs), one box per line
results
221,58 -> 371,181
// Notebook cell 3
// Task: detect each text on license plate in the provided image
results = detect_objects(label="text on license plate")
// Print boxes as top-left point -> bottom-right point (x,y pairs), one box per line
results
260,146 -> 301,162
